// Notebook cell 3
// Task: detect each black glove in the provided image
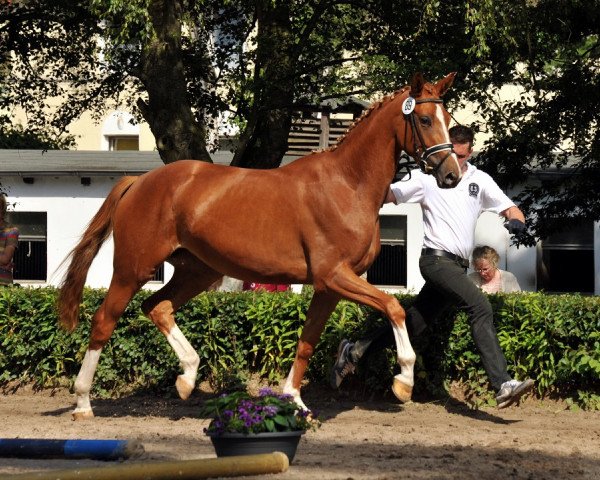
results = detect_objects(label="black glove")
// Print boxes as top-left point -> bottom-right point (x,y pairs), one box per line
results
506,219 -> 526,235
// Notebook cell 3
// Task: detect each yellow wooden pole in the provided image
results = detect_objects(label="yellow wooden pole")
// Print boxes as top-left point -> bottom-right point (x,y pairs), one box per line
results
6,451 -> 290,480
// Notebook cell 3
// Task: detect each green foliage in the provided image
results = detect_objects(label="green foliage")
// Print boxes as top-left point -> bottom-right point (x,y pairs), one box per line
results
493,293 -> 600,397
3,1 -> 599,235
1,0 -> 107,140
0,287 -> 78,388
0,287 -> 599,410
463,1 -> 600,243
0,124 -> 75,150
90,0 -> 152,47
246,292 -> 307,381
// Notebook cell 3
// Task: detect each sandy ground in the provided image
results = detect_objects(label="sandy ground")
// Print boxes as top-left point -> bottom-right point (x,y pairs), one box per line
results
0,385 -> 599,479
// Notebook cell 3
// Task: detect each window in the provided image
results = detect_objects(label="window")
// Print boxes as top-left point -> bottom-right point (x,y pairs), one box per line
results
102,111 -> 139,151
7,212 -> 47,282
367,215 -> 407,286
151,263 -> 164,283
537,222 -> 594,294
108,136 -> 139,151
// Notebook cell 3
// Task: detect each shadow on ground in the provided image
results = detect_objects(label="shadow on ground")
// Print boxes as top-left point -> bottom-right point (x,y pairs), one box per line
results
45,381 -> 521,428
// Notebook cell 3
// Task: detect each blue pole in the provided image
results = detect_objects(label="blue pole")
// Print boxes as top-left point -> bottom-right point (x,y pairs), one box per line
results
0,438 -> 144,460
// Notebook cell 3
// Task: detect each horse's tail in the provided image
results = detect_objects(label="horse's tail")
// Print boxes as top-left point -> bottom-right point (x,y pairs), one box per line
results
58,176 -> 138,332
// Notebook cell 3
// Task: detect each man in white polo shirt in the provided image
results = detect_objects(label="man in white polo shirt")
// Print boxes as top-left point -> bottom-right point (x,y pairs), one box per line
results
330,125 -> 534,409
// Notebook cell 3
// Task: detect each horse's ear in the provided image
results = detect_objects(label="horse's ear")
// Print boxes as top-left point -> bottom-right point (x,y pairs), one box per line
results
410,72 -> 425,98
435,72 -> 457,97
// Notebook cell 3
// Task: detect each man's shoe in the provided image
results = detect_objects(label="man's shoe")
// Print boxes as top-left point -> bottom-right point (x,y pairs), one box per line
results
330,339 -> 356,389
496,378 -> 534,409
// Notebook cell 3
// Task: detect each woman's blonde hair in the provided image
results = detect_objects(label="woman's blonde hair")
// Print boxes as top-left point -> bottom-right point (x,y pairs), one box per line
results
472,245 -> 500,269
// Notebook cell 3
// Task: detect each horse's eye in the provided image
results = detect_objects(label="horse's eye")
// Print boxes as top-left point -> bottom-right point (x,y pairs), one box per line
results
419,116 -> 432,127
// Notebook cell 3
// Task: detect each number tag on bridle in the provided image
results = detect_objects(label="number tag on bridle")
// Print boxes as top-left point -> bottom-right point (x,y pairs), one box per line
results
402,96 -> 416,115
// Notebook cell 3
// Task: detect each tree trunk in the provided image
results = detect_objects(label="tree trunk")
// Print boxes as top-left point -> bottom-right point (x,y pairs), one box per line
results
230,1 -> 295,169
136,0 -> 211,164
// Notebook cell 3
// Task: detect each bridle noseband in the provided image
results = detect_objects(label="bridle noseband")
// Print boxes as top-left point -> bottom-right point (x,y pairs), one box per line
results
397,96 -> 454,178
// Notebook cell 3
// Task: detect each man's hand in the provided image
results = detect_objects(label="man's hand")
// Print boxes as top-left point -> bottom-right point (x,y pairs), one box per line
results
506,219 -> 526,235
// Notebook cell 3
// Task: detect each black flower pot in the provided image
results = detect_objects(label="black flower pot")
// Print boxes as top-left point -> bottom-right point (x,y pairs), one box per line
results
207,430 -> 304,463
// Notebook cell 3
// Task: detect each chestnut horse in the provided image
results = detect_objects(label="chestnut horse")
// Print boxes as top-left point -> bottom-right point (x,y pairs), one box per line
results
58,72 -> 461,419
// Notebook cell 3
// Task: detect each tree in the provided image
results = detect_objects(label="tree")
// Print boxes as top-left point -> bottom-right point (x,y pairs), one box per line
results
2,0 -> 598,241
0,123 -> 75,149
459,0 -> 600,242
1,1 -> 474,165
1,1 -> 105,147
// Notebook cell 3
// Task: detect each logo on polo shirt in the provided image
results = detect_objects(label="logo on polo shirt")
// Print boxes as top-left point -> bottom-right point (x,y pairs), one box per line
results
468,183 -> 479,197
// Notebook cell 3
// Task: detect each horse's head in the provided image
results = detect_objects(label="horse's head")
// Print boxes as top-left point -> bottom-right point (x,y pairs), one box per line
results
396,72 -> 461,188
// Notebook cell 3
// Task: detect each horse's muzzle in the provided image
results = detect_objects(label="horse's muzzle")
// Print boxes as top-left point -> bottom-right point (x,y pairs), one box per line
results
439,169 -> 461,189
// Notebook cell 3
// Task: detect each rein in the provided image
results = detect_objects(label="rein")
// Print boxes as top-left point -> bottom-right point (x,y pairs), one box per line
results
396,97 -> 453,179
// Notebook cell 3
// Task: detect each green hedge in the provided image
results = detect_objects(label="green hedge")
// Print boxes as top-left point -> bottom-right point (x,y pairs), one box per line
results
0,286 -> 599,409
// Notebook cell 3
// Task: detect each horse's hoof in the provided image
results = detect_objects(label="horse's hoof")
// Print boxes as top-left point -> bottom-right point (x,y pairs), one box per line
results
392,377 -> 413,403
71,410 -> 94,421
176,376 -> 194,400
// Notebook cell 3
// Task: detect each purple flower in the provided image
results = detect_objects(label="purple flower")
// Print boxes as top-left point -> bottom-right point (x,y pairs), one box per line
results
202,389 -> 320,436
259,387 -> 275,396
263,405 -> 278,417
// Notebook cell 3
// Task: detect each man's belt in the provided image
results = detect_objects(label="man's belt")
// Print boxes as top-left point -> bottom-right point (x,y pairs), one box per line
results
421,248 -> 470,269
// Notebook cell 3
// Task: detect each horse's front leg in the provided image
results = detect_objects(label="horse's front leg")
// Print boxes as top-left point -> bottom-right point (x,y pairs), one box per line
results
283,291 -> 340,411
325,265 -> 416,402
390,313 -> 415,402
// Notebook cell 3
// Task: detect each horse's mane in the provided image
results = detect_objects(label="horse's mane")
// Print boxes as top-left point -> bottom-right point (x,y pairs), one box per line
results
320,86 -> 411,153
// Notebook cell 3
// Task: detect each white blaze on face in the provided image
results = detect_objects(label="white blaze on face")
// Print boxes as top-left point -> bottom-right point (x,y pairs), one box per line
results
434,103 -> 460,174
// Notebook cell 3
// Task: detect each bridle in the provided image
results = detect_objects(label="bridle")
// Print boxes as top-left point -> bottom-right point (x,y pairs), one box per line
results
396,95 -> 454,179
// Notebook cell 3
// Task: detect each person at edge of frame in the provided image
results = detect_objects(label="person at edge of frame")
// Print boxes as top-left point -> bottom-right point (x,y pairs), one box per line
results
0,194 -> 19,287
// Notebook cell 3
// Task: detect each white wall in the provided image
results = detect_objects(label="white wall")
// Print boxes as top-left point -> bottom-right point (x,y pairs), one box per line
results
5,176 -> 173,290
0,174 -> 565,294
380,204 -> 538,293
379,203 -> 425,294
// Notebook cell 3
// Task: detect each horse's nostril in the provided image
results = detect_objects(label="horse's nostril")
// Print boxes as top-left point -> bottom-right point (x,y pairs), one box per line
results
445,172 -> 456,184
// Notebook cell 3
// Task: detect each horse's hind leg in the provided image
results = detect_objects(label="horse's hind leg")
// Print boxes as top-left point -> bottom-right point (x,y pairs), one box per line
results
141,251 -> 222,401
73,279 -> 140,420
283,291 -> 340,410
